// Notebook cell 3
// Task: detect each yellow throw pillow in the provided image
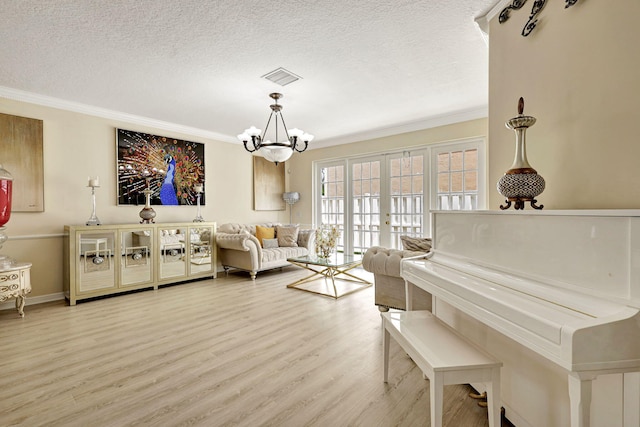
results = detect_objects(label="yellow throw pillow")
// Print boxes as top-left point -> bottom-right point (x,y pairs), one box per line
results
255,225 -> 275,247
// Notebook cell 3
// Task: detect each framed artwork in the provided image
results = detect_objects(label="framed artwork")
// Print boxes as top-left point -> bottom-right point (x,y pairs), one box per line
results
117,129 -> 205,206
253,156 -> 285,211
0,112 -> 44,212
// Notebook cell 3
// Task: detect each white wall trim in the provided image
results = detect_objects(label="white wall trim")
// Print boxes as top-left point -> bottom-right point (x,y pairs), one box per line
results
0,292 -> 64,312
0,85 -> 237,143
10,233 -> 65,240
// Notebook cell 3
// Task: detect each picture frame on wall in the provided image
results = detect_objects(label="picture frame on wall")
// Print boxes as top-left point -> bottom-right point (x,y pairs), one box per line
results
0,112 -> 44,212
253,156 -> 285,211
116,129 -> 205,206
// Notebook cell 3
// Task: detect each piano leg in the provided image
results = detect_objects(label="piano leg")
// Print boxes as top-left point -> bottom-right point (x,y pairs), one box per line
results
568,373 -> 595,427
383,325 -> 390,383
405,279 -> 414,311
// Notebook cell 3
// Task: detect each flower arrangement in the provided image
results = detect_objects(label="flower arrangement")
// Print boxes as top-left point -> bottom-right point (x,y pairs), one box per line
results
315,224 -> 341,258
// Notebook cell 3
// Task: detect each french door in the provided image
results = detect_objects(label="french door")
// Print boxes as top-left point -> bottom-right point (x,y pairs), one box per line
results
317,150 -> 428,254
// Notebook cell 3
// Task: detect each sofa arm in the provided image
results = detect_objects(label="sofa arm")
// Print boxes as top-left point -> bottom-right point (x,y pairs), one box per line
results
362,246 -> 428,278
216,232 -> 262,254
297,229 -> 316,251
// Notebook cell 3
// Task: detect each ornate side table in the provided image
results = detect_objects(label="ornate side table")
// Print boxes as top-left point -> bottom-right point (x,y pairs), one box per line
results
0,262 -> 32,317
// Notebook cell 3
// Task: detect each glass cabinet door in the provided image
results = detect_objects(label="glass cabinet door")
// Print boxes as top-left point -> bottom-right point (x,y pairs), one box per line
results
121,229 -> 153,286
158,226 -> 187,280
188,225 -> 214,275
77,231 -> 117,293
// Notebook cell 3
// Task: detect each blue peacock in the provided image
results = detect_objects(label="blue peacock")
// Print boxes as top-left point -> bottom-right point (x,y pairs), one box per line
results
159,155 -> 179,205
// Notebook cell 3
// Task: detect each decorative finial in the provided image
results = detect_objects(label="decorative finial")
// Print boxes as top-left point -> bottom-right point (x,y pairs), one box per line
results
518,97 -> 524,115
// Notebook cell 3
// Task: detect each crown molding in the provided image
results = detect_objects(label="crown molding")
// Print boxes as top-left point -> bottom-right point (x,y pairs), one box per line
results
0,86 -> 237,143
475,0 -> 511,35
312,105 -> 488,149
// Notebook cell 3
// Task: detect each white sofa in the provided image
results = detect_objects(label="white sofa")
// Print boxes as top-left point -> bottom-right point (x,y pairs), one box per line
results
216,223 -> 315,280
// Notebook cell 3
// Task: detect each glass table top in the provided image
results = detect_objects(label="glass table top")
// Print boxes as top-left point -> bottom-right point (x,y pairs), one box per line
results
287,253 -> 363,268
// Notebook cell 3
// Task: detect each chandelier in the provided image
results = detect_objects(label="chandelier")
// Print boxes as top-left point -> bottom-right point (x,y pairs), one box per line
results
237,93 -> 314,165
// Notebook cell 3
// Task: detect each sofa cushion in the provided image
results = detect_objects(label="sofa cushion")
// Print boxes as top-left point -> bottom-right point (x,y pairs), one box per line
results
262,246 -> 308,263
400,235 -> 432,252
276,225 -> 299,247
256,226 -> 275,247
263,238 -> 279,249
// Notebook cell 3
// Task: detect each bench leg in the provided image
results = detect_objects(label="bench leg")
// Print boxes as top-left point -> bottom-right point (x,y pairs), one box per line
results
487,368 -> 501,427
430,372 -> 444,427
383,323 -> 390,383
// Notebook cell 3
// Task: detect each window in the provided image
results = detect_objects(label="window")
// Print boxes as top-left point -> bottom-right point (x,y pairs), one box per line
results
315,138 -> 485,254
431,140 -> 485,211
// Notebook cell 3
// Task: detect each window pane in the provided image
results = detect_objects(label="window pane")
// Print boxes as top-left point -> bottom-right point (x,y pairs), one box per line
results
451,151 -> 463,171
412,156 -> 424,175
372,178 -> 380,195
438,173 -> 449,192
352,180 -> 361,196
464,171 -> 477,191
362,162 -> 370,179
438,153 -> 449,172
464,149 -> 477,169
401,176 -> 411,194
390,159 -> 400,177
327,167 -> 335,180
390,177 -> 401,195
353,163 -> 361,179
372,162 -> 381,178
412,175 -> 423,193
451,172 -> 463,192
401,158 -> 411,175
362,180 -> 371,195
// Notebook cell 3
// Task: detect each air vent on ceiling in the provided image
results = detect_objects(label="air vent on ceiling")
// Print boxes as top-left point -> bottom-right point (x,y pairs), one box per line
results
262,67 -> 302,86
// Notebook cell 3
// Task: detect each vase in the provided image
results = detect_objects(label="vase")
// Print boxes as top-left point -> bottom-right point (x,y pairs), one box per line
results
497,97 -> 545,210
139,188 -> 156,224
0,164 -> 14,267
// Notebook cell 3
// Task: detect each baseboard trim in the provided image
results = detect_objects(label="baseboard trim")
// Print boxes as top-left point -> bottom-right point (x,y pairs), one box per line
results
0,292 -> 65,311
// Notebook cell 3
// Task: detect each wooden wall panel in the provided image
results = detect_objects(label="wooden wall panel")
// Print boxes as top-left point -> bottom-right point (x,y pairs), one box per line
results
253,156 -> 285,211
0,112 -> 44,212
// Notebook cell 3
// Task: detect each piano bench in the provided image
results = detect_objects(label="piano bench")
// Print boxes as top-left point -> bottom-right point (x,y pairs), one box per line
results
382,311 -> 502,427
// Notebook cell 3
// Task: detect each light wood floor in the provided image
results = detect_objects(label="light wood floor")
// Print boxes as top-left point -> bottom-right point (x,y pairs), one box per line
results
0,267 -> 512,426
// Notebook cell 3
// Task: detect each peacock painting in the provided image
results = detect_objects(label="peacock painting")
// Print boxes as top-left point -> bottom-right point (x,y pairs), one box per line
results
116,129 -> 205,206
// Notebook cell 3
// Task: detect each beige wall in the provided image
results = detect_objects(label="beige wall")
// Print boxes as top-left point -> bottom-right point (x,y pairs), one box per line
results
489,0 -> 640,210
0,97 -> 286,298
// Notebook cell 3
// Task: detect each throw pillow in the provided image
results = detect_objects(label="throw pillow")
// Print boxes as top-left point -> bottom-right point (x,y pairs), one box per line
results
276,225 -> 299,247
255,225 -> 275,247
262,238 -> 279,249
400,235 -> 432,252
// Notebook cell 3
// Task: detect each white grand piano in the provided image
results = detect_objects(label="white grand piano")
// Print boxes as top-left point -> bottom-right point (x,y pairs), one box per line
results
401,210 -> 640,427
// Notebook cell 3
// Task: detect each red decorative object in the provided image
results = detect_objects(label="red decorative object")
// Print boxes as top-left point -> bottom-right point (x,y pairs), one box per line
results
0,164 -> 13,227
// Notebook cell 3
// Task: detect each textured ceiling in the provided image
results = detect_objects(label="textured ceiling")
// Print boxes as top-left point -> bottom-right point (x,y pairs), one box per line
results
0,0 -> 495,147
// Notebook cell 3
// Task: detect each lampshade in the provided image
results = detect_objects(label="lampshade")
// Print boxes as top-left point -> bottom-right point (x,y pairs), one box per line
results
283,192 -> 300,205
261,145 -> 293,164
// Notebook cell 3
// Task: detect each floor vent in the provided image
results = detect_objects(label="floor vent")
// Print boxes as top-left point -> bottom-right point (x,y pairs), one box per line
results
262,68 -> 302,86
